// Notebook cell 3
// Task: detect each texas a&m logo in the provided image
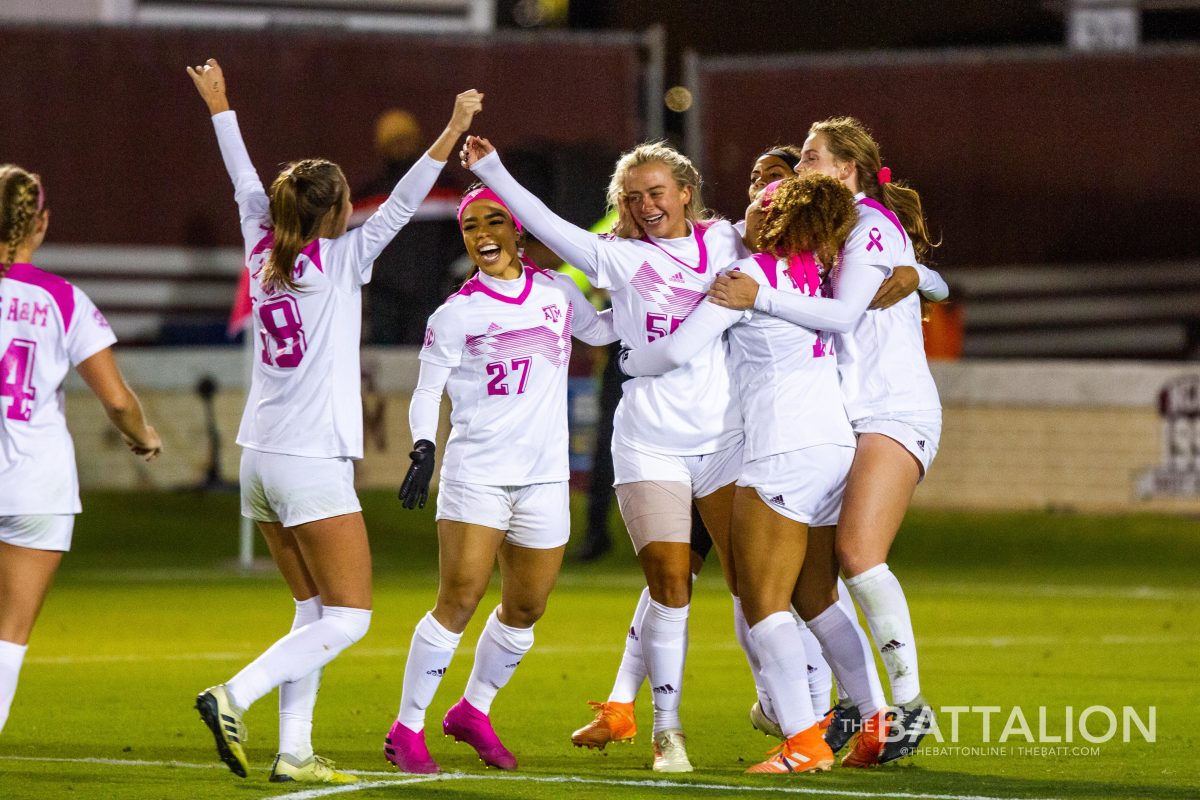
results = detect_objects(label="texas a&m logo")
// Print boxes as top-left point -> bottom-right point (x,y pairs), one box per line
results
542,304 -> 561,323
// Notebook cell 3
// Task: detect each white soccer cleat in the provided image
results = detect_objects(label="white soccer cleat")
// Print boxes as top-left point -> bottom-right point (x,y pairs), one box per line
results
749,700 -> 785,739
652,728 -> 694,773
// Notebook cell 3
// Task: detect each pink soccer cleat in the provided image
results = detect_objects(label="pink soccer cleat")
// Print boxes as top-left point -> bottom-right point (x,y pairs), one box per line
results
384,720 -> 440,774
442,698 -> 518,770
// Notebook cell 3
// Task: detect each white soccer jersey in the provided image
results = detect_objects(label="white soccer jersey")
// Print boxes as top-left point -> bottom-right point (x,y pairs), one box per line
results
836,197 -> 941,421
471,151 -> 747,455
212,110 -> 446,459
727,254 -> 854,460
0,264 -> 117,514
419,266 -> 615,485
621,253 -> 853,462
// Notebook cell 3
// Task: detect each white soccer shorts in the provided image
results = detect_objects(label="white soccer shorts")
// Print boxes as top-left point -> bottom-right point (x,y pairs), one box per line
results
0,514 -> 75,552
436,479 -> 570,549
737,444 -> 856,527
240,449 -> 362,528
851,409 -> 942,479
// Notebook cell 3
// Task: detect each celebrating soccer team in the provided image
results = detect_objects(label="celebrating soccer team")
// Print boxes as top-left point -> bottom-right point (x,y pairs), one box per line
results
0,57 -> 948,783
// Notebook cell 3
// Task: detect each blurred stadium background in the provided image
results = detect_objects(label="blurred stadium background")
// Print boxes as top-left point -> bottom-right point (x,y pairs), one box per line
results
3,3 -> 1200,798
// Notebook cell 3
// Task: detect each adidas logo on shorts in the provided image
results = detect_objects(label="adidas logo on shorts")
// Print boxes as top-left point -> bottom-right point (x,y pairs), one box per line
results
916,440 -> 926,450
769,494 -> 785,506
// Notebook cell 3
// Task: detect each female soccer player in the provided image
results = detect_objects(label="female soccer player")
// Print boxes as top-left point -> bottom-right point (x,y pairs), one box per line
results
382,186 -> 615,774
0,165 -> 161,735
710,116 -> 946,765
620,174 -> 892,774
187,58 -> 481,783
463,135 -> 747,772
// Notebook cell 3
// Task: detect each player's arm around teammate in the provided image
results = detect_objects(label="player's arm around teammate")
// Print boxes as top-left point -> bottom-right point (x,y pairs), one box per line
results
711,117 -> 945,764
0,165 -> 160,735
383,185 -> 615,775
186,58 -> 482,783
464,135 -> 750,772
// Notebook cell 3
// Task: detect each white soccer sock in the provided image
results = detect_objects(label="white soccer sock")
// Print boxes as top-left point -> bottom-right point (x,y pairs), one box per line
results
278,596 -> 323,760
226,606 -> 371,710
398,612 -> 463,731
608,587 -> 650,703
796,616 -> 833,714
845,563 -> 922,705
806,601 -> 886,719
643,599 -> 688,734
834,577 -> 856,704
732,596 -> 775,720
748,612 -> 817,737
463,608 -> 535,714
0,640 -> 29,734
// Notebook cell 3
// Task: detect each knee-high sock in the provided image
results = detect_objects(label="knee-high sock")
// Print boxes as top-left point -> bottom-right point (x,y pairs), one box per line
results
226,606 -> 371,711
279,596 -> 323,759
398,612 -> 463,731
0,640 -> 28,734
463,608 -> 535,714
644,599 -> 688,734
845,563 -> 921,705
834,577 -> 856,704
748,612 -> 817,738
805,602 -> 886,719
732,596 -> 775,720
608,587 -> 650,703
796,616 -> 833,714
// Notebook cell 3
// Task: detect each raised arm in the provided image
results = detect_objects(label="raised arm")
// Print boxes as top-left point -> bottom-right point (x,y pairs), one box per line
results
340,90 -> 483,272
619,300 -> 740,377
464,138 -> 615,287
187,58 -> 268,256
76,349 -> 161,461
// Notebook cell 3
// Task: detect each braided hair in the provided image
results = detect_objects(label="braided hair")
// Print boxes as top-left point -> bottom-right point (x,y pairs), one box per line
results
0,164 -> 44,281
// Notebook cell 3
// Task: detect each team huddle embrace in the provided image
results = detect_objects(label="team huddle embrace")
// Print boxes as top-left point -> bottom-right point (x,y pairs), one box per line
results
0,56 -> 948,785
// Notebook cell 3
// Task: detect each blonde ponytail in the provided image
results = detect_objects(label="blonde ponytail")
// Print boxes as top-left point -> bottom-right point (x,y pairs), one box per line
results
264,159 -> 347,293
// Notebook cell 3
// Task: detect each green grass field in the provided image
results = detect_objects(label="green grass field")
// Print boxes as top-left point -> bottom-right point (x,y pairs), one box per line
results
1,491 -> 1196,799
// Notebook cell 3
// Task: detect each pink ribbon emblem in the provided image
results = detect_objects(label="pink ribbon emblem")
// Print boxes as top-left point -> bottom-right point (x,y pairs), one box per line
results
866,227 -> 883,252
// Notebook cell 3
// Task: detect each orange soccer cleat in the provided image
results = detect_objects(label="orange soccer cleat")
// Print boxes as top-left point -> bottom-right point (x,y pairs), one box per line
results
840,708 -> 892,768
571,701 -> 637,750
745,723 -> 835,774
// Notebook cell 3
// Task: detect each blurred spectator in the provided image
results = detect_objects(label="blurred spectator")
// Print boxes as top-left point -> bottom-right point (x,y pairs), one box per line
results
353,109 -> 466,344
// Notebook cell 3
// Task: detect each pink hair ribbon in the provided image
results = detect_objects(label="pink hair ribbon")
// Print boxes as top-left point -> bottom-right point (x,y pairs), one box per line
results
877,167 -> 892,185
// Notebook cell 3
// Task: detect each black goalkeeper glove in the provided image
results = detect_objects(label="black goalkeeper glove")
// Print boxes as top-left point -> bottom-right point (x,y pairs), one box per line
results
398,439 -> 436,509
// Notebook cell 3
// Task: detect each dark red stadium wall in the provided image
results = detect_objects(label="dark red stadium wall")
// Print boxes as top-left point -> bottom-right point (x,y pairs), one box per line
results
0,25 -> 642,246
693,47 -> 1200,267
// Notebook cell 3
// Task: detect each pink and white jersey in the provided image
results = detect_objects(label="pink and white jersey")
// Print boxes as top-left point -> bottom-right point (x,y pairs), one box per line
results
211,110 -> 446,459
472,146 -> 746,455
837,196 -> 941,420
420,266 -> 614,485
727,254 -> 855,460
0,265 -> 116,514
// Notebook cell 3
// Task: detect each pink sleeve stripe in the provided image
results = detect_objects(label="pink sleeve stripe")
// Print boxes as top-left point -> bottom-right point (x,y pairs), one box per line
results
857,197 -> 908,246
4,263 -> 76,331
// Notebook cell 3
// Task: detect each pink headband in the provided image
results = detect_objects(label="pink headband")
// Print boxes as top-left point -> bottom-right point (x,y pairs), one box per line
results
457,187 -> 522,234
759,179 -> 784,210
877,167 -> 892,185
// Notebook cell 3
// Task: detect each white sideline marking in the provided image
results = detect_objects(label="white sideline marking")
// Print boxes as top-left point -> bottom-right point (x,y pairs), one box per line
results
26,633 -> 1200,666
0,755 -> 1065,800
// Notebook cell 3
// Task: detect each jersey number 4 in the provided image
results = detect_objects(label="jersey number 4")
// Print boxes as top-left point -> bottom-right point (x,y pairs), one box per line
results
258,295 -> 307,368
1,339 -> 37,422
486,357 -> 532,396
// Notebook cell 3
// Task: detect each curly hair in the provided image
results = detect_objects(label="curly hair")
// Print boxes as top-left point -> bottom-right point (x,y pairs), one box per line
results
0,164 -> 43,281
755,173 -> 857,276
265,159 -> 347,292
808,116 -> 938,262
605,141 -> 713,239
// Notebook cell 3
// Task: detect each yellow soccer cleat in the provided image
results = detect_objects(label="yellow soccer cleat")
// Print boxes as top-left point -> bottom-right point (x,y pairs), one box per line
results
195,684 -> 249,778
269,753 -> 359,784
745,723 -> 834,774
571,700 -> 637,750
